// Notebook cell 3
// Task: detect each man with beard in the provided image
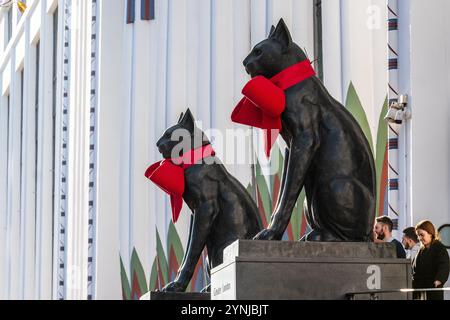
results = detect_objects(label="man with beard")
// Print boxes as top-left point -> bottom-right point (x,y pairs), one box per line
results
373,216 -> 406,258
402,227 -> 421,261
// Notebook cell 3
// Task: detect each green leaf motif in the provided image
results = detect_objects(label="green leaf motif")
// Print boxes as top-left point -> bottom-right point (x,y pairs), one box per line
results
255,159 -> 272,225
119,255 -> 131,300
122,222 -> 209,297
269,144 -> 284,190
345,84 -> 389,217
167,221 -> 184,265
375,97 -> 389,215
155,228 -> 169,285
251,143 -> 307,239
291,190 -> 306,240
149,257 -> 159,291
246,182 -> 256,202
130,248 -> 148,295
345,82 -> 374,152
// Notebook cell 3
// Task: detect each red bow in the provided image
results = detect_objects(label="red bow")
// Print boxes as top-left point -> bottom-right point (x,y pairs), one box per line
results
231,59 -> 316,157
145,144 -> 215,223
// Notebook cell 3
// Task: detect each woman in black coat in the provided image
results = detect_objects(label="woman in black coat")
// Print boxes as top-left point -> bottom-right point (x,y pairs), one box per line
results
412,220 -> 450,300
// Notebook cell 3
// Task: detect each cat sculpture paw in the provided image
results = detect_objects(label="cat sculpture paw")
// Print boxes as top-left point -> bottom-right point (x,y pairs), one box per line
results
161,281 -> 186,292
253,228 -> 280,241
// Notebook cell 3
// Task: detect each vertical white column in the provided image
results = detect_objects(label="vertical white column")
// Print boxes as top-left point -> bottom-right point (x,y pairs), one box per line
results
118,0 -> 135,288
152,0 -> 169,260
397,0 -> 412,230
231,0 -> 252,190
18,12 -> 34,300
387,0 -> 400,236
65,0 -> 92,300
35,0 -> 57,300
322,0 -> 343,103
96,0 -> 124,300
130,0 -> 153,279
0,11 -> 5,49
146,0 -> 160,293
6,48 -> 21,300
0,81 -> 8,300
87,0 -> 99,300
195,0 -> 212,126
53,0 -> 71,300
210,0 -> 234,171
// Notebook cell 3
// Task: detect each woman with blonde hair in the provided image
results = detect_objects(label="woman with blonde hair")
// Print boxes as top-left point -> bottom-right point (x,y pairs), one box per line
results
412,220 -> 450,300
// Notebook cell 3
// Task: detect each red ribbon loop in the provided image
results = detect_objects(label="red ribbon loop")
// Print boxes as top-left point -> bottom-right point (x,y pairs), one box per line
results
145,144 -> 215,223
231,59 -> 316,157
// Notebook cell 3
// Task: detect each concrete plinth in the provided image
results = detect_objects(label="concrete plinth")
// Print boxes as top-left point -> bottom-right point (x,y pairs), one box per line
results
140,291 -> 211,300
211,240 -> 412,300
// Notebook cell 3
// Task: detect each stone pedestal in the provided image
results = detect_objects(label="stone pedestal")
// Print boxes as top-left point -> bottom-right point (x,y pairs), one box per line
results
211,240 -> 412,300
140,291 -> 210,300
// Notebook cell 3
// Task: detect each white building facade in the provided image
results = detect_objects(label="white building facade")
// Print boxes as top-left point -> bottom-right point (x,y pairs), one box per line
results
0,0 -> 449,300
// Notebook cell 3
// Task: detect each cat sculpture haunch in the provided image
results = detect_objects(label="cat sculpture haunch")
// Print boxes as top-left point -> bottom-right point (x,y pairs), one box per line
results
232,19 -> 376,242
145,109 -> 262,292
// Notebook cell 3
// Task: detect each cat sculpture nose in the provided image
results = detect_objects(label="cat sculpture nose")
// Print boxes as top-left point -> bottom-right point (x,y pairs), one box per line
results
243,60 -> 256,77
156,139 -> 165,153
157,144 -> 167,156
243,56 -> 250,67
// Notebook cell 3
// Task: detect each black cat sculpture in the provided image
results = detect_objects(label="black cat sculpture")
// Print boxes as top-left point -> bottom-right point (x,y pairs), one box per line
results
233,19 -> 376,242
146,109 -> 262,292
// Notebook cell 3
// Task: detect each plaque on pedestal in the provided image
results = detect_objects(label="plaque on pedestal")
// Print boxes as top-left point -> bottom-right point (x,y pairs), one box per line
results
211,240 -> 411,300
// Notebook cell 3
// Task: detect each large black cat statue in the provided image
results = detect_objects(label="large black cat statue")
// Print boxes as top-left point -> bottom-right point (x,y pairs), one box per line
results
232,19 -> 376,242
145,109 -> 262,292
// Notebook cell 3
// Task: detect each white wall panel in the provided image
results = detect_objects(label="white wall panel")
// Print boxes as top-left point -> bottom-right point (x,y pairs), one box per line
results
0,87 -> 8,300
96,0 -> 124,300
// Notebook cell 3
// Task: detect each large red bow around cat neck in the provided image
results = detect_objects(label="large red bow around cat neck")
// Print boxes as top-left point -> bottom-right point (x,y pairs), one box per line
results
231,59 -> 316,157
145,144 -> 215,223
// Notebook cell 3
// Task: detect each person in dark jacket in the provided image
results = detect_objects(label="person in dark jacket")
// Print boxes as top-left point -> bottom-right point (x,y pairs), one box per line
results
373,216 -> 406,258
412,220 -> 450,300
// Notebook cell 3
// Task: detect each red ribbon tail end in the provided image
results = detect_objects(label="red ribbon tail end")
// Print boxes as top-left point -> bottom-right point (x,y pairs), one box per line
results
170,195 -> 183,223
264,129 -> 279,158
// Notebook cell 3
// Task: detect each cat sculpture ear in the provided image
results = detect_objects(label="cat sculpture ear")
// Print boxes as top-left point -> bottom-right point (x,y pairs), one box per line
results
268,25 -> 275,37
179,108 -> 195,133
178,112 -> 185,123
269,18 -> 292,52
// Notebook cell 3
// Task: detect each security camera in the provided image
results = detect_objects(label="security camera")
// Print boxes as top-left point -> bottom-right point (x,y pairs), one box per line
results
384,95 -> 409,124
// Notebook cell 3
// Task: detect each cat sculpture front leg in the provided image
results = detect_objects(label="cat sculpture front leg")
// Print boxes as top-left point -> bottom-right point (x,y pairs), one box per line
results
254,118 -> 319,240
161,200 -> 216,292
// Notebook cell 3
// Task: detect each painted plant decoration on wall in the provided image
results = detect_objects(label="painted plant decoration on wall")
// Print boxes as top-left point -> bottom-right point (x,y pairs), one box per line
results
120,222 -> 209,299
345,82 -> 389,217
119,82 -> 389,299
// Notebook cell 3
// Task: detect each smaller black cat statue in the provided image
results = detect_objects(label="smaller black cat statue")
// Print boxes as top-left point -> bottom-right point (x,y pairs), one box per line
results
145,109 -> 262,292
